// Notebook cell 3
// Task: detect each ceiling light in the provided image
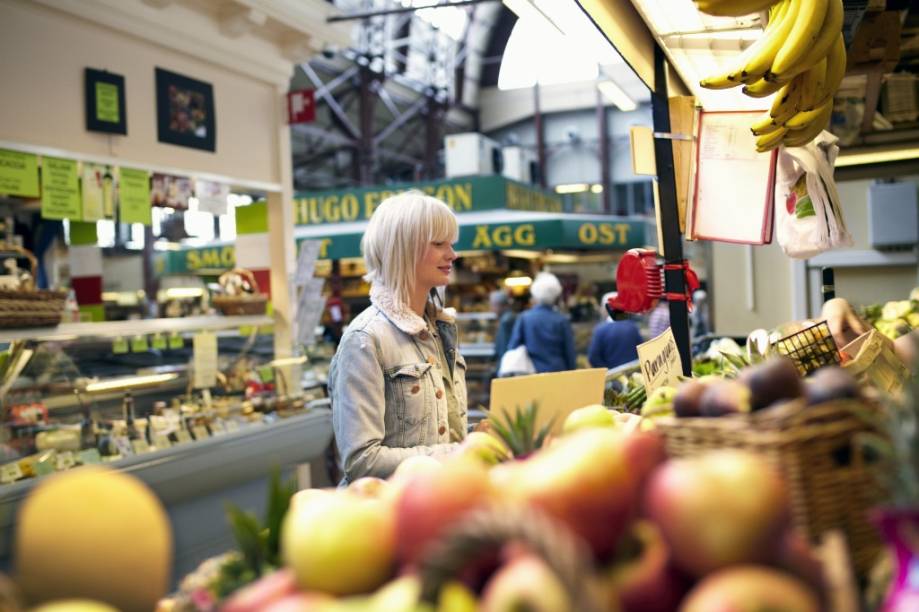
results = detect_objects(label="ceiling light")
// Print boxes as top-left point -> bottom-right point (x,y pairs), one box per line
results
504,276 -> 533,288
835,146 -> 919,167
591,184 -> 604,193
598,80 -> 638,111
269,356 -> 309,367
555,183 -> 591,194
84,373 -> 179,393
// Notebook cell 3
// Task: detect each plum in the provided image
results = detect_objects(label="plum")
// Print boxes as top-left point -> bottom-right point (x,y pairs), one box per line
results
805,366 -> 860,405
740,357 -> 804,411
699,380 -> 752,417
673,379 -> 708,418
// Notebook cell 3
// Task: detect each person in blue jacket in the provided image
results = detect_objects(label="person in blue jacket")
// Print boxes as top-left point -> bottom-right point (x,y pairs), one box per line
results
507,272 -> 576,373
588,292 -> 643,369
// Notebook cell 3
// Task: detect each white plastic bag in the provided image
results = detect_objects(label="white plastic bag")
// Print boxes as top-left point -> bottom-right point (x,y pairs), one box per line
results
775,131 -> 852,259
498,345 -> 535,377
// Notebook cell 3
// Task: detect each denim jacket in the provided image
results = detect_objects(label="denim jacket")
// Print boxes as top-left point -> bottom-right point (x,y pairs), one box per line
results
329,284 -> 468,484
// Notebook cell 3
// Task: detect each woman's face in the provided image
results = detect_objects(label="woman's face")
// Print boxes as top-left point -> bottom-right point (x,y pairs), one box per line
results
415,239 -> 457,291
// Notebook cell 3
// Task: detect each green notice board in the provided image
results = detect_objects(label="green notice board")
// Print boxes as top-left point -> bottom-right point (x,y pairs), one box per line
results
95,81 -> 120,123
41,157 -> 81,220
119,167 -> 151,225
0,149 -> 40,198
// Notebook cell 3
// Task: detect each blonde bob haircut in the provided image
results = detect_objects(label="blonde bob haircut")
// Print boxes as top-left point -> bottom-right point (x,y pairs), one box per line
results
361,190 -> 459,306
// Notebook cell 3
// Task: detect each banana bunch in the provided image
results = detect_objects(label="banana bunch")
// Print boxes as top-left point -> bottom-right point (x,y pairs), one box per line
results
696,0 -> 846,151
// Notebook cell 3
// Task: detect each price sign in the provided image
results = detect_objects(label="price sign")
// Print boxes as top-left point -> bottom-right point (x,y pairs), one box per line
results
0,462 -> 23,484
151,334 -> 167,350
636,328 -> 684,392
55,451 -> 77,471
131,335 -> 149,352
112,337 -> 129,354
169,333 -> 184,350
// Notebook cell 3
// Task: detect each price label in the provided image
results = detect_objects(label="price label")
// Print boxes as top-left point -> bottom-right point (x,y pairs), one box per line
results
151,333 -> 167,350
78,449 -> 102,465
636,328 -> 684,393
169,333 -> 184,350
55,451 -> 76,471
131,439 -> 152,454
34,456 -> 55,476
174,430 -> 193,445
131,335 -> 150,352
112,436 -> 134,456
112,337 -> 129,354
152,434 -> 172,450
1,462 -> 23,484
192,425 -> 210,440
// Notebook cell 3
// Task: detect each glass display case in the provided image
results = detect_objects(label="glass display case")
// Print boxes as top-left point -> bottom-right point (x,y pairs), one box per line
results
0,315 -> 333,583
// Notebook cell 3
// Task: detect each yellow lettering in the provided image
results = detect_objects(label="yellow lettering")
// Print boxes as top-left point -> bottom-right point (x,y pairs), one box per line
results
221,246 -> 235,267
422,186 -> 436,196
187,251 -> 200,270
200,249 -> 221,268
321,195 -> 339,223
472,225 -> 492,249
294,199 -> 308,225
364,191 -> 380,219
341,194 -> 359,221
515,224 -> 535,246
435,185 -> 453,207
455,184 -> 472,211
616,224 -> 629,244
578,223 -> 598,245
493,225 -> 512,248
308,198 -> 321,224
599,224 -> 615,245
319,238 -> 332,258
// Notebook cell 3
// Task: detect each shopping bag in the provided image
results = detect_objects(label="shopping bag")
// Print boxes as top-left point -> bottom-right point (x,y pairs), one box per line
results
775,131 -> 852,259
498,345 -> 535,377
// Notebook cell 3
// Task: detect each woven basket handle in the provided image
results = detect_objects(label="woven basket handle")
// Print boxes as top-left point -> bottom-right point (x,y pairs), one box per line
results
0,244 -> 38,281
218,268 -> 260,294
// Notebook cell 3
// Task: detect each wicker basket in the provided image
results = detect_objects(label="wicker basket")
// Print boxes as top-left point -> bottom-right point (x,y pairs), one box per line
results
212,268 -> 267,316
654,399 -> 885,575
417,505 -> 606,611
842,330 -> 909,395
0,245 -> 66,329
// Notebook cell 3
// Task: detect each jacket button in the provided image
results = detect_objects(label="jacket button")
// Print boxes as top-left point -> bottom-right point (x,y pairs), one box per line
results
418,330 -> 429,340
427,356 -> 436,365
411,385 -> 420,394
438,425 -> 446,435
435,389 -> 443,399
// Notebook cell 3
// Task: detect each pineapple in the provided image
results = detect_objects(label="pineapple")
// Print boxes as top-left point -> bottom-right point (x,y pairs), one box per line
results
488,403 -> 553,460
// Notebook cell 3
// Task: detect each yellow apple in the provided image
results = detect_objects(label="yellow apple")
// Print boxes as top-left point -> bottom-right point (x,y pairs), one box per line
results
562,404 -> 617,434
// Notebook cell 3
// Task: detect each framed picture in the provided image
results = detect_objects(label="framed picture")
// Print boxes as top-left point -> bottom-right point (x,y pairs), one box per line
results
85,68 -> 127,135
155,67 -> 216,152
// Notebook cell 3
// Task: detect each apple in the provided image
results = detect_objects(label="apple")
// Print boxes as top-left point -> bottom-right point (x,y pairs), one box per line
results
222,568 -> 298,612
30,602 -> 118,612
679,565 -> 820,612
621,431 -> 667,492
480,555 -> 571,612
644,450 -> 789,577
290,487 -> 334,512
260,593 -> 334,612
772,529 -> 826,597
605,521 -> 689,612
281,493 -> 395,595
395,458 -> 493,566
562,404 -> 617,434
457,431 -> 511,465
504,429 -> 640,559
437,580 -> 479,612
347,477 -> 388,499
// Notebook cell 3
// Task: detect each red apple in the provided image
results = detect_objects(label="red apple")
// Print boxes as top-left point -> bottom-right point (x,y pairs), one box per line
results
621,431 -> 667,494
221,568 -> 298,612
480,554 -> 571,612
605,521 -> 690,612
395,459 -> 493,566
644,450 -> 789,577
281,493 -> 395,595
504,429 -> 640,559
679,565 -> 820,612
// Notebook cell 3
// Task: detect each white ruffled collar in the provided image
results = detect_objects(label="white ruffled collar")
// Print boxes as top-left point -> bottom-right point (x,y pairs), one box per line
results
369,284 -> 455,335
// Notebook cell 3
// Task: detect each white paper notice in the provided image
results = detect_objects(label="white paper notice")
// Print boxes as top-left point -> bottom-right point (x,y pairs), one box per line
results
192,331 -> 218,388
295,240 -> 322,286
637,328 -> 684,392
196,180 -> 229,216
297,278 -> 326,346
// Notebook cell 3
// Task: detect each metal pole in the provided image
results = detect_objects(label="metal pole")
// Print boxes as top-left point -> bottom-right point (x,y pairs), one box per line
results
357,66 -> 378,185
533,82 -> 547,189
596,83 -> 611,214
651,46 -> 691,375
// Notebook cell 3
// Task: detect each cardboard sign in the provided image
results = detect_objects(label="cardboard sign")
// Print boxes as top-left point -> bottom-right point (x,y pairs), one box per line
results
490,368 -> 607,436
192,331 -> 217,388
637,328 -> 683,392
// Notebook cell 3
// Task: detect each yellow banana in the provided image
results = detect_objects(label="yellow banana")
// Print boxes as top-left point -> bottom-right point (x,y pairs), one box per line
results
756,126 -> 788,152
695,0 -> 777,17
751,113 -> 782,135
791,0 -> 844,79
810,33 -> 846,108
782,100 -> 833,147
700,74 -> 743,90
770,0 -> 829,78
741,0 -> 801,82
796,58 -> 825,112
769,79 -> 800,124
785,96 -> 833,130
743,77 -> 786,98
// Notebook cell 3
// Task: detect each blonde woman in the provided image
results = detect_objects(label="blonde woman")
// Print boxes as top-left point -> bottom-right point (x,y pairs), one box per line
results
328,191 -> 468,484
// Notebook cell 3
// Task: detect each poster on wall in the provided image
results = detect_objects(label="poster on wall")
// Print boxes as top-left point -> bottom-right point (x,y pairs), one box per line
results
150,173 -> 193,209
84,68 -> 127,135
119,167 -> 152,225
196,180 -> 229,216
40,157 -> 81,220
0,149 -> 40,198
81,163 -> 115,221
155,67 -> 216,152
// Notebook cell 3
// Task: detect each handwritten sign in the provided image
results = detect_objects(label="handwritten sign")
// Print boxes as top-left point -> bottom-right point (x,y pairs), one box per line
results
41,157 -> 81,220
637,328 -> 683,392
0,149 -> 39,197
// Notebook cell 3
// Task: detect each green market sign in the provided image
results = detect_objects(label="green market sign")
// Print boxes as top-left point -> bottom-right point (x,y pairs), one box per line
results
292,176 -> 563,225
156,218 -> 646,275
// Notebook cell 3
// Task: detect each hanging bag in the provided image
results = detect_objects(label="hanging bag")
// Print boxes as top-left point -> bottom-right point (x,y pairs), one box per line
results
498,316 -> 535,377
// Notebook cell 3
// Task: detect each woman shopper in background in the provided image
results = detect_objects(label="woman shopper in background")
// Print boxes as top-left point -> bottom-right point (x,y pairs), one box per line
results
588,292 -> 643,370
507,272 -> 576,373
328,191 -> 467,484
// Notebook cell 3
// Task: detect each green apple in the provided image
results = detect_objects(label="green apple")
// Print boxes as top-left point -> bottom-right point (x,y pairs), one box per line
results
562,404 -> 617,434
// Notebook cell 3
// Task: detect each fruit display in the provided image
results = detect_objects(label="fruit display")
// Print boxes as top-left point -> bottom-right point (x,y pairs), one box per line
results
696,0 -> 846,151
862,290 -> 919,340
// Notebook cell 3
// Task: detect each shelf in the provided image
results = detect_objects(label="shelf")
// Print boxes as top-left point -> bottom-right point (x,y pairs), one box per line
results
0,315 -> 274,344
459,343 -> 495,358
455,312 -> 497,321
